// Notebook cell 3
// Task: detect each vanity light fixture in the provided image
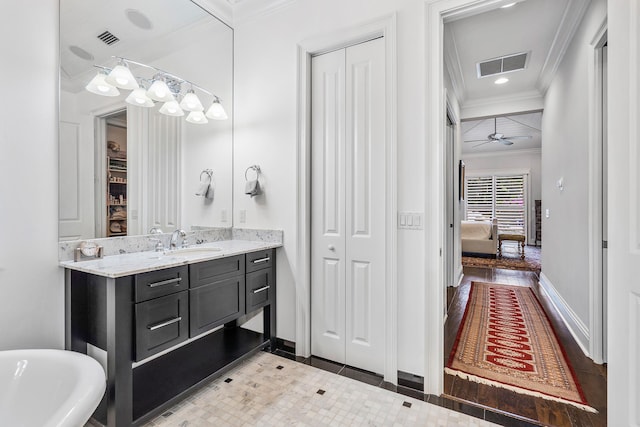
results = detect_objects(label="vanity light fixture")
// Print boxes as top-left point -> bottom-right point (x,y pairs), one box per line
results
206,98 -> 228,120
494,77 -> 509,85
86,56 -> 228,124
125,87 -> 154,107
85,71 -> 120,96
158,100 -> 185,117
105,61 -> 138,90
146,78 -> 175,102
186,111 -> 208,124
180,88 -> 204,112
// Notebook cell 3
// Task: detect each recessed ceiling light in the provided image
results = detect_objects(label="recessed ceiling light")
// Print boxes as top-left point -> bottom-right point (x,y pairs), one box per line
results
126,9 -> 153,30
69,45 -> 94,61
501,2 -> 517,8
495,77 -> 509,85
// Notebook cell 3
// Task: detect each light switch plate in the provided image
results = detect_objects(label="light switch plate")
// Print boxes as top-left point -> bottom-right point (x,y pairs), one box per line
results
398,212 -> 424,230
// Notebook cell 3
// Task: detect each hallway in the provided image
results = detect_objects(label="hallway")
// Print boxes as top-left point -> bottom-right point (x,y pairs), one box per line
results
444,267 -> 607,426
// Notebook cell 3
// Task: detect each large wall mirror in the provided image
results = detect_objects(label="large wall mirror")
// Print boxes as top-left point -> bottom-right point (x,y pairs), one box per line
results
59,0 -> 233,241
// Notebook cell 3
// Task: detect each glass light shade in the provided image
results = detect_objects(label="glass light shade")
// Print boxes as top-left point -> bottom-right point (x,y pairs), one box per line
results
85,72 -> 120,97
125,88 -> 154,107
186,111 -> 208,124
146,79 -> 175,102
159,100 -> 184,117
205,100 -> 228,120
105,65 -> 139,89
180,91 -> 204,112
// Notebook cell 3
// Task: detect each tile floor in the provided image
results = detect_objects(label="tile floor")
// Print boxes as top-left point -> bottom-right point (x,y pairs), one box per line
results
135,351 -> 498,426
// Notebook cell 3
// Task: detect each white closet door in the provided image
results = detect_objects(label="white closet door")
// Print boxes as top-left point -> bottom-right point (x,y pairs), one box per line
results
311,48 -> 347,364
311,37 -> 386,375
344,37 -> 386,374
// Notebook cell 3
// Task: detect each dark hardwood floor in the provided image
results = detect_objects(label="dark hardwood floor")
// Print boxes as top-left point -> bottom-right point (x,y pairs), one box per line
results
444,267 -> 607,426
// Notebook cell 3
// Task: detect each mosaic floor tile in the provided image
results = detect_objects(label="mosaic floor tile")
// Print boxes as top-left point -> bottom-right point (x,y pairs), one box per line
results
138,352 -> 498,427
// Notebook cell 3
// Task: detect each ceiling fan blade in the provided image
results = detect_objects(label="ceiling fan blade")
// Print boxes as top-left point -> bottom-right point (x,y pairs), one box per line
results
473,141 -> 491,148
502,135 -> 532,140
501,139 -> 515,145
463,139 -> 489,143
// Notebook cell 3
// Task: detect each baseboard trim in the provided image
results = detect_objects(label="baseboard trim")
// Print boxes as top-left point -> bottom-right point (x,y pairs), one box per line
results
274,338 -> 296,354
456,267 -> 464,287
538,273 -> 590,357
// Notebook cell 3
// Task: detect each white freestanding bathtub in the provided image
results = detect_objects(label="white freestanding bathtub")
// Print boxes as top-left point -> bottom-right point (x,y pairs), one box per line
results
0,349 -> 106,427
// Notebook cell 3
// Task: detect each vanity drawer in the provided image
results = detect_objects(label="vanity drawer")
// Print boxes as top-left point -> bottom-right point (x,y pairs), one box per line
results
189,276 -> 245,337
189,255 -> 244,288
135,266 -> 188,303
135,291 -> 189,361
245,267 -> 273,313
245,249 -> 274,273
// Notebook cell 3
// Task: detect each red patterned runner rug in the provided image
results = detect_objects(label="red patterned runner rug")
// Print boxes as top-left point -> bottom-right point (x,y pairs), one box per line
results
446,282 -> 596,412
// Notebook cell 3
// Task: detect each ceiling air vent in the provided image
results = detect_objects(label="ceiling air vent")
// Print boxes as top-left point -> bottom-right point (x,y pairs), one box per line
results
97,30 -> 120,46
477,52 -> 528,78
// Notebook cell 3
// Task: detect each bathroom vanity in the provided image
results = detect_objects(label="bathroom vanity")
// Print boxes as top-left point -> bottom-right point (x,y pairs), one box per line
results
62,240 -> 278,426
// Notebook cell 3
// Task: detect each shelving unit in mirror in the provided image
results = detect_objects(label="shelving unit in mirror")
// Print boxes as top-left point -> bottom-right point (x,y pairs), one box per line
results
107,156 -> 127,237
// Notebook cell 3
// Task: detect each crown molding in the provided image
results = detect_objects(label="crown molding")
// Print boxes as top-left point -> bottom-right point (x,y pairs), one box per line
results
231,0 -> 297,25
462,147 -> 541,159
461,90 -> 544,119
536,0 -> 592,95
193,0 -> 233,27
444,25 -> 466,103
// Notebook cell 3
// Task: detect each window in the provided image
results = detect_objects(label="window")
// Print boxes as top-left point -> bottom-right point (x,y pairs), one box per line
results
465,174 -> 527,235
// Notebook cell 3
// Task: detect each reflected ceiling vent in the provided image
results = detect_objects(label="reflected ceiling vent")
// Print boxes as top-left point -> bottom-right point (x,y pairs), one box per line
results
477,52 -> 528,78
97,30 -> 120,46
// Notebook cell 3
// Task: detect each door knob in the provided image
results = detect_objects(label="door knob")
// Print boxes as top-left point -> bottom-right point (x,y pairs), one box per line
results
328,245 -> 335,251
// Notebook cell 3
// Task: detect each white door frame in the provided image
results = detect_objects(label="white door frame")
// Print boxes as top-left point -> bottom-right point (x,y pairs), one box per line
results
587,19 -> 608,364
425,0 -> 607,395
295,14 -> 398,383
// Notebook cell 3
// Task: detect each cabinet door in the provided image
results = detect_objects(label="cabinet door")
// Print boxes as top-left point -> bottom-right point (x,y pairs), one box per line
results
135,291 -> 189,361
189,276 -> 245,337
245,267 -> 273,314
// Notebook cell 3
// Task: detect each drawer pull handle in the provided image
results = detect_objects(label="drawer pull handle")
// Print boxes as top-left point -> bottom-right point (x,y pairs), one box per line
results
148,277 -> 182,288
253,285 -> 270,294
252,257 -> 270,264
148,316 -> 182,331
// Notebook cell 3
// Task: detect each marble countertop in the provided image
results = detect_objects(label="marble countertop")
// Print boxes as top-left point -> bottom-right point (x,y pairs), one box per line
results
59,240 -> 281,278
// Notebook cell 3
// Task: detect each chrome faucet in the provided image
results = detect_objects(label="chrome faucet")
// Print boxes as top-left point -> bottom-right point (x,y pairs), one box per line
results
170,229 -> 187,249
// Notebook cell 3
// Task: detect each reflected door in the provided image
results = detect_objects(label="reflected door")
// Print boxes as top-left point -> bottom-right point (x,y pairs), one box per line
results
311,37 -> 385,375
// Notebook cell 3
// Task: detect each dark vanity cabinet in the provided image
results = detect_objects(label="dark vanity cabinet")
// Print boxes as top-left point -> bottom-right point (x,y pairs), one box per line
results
64,249 -> 276,427
134,266 -> 189,361
245,250 -> 274,312
189,255 -> 245,337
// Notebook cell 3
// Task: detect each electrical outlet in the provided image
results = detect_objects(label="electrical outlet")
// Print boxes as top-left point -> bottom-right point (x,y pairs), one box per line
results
239,210 -> 246,223
221,209 -> 227,222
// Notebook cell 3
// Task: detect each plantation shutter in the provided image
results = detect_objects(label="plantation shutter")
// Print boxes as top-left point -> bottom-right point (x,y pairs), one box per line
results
495,175 -> 525,235
465,174 -> 527,236
465,176 -> 494,221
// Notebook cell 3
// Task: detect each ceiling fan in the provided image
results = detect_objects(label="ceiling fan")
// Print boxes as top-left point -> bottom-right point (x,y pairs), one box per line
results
464,117 -> 532,148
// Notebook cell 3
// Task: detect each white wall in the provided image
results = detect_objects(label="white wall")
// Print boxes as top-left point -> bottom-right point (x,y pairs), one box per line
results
233,0 -> 427,375
0,3 -> 62,349
462,149 -> 542,243
541,0 -> 606,346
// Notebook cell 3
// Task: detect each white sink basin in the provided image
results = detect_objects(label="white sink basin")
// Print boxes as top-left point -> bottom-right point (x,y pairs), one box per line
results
166,246 -> 222,256
0,349 -> 106,427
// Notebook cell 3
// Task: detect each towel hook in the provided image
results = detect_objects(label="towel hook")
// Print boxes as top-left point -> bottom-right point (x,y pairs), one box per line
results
245,165 -> 261,181
200,169 -> 213,181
